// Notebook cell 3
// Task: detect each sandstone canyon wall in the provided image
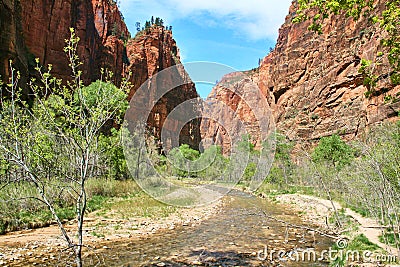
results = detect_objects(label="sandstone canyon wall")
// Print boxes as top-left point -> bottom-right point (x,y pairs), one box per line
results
200,70 -> 263,154
125,26 -> 201,150
0,0 -> 201,149
1,0 -> 129,85
202,0 -> 400,153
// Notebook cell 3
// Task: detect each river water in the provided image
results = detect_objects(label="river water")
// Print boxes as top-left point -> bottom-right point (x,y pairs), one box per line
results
89,190 -> 332,266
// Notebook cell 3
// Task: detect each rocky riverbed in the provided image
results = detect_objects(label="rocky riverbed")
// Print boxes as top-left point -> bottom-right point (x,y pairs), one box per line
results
0,198 -> 224,266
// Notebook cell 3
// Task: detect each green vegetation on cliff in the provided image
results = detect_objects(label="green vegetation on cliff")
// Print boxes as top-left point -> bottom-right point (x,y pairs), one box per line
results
294,0 -> 400,87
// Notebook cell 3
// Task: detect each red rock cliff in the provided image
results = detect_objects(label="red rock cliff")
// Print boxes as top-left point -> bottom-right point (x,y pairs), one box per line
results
200,70 -> 262,154
259,0 -> 399,142
202,0 -> 400,152
92,0 -> 130,85
0,0 -> 200,149
1,0 -> 130,86
125,26 -> 201,149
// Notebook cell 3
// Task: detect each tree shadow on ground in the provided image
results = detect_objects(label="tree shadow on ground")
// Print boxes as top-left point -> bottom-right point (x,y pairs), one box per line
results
124,248 -> 263,266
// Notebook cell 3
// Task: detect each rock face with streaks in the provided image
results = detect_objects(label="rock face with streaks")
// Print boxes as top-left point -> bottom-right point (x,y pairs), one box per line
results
92,0 -> 130,85
200,70 -> 263,154
0,0 -> 129,85
201,0 -> 400,152
0,0 -> 201,148
258,0 -> 399,142
125,26 -> 201,149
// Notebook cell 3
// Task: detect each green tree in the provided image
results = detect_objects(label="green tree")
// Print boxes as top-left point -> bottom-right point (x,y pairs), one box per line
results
179,144 -> 200,161
337,123 -> 400,251
168,144 -> 200,178
265,133 -> 294,186
75,80 -> 127,115
312,134 -> 354,170
98,128 -> 128,180
237,134 -> 256,154
243,162 -> 257,181
0,28 -> 129,266
308,134 -> 353,228
196,145 -> 228,180
233,134 -> 260,184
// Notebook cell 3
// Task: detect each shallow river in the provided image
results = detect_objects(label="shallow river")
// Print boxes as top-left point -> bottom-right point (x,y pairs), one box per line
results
90,190 -> 332,266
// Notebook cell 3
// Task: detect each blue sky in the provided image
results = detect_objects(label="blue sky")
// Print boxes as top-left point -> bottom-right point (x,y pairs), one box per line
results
119,0 -> 292,98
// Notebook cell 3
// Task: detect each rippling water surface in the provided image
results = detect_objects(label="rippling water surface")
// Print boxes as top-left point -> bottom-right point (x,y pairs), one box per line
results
94,190 -> 332,266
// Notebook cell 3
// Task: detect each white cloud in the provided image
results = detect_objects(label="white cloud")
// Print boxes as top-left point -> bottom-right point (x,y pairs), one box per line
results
119,0 -> 293,41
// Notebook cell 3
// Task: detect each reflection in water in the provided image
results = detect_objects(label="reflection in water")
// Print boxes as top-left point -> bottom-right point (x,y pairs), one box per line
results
93,190 -> 332,266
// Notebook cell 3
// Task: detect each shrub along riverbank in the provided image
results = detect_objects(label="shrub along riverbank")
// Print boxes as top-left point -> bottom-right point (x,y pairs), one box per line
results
0,179 -> 174,234
255,121 -> 400,265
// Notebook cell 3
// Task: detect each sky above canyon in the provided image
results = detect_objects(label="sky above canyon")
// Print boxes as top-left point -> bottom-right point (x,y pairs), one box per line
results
119,0 -> 293,98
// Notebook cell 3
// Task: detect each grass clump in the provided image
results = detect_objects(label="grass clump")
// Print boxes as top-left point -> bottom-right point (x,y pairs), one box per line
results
379,230 -> 400,247
330,234 -> 382,267
0,179 -> 142,234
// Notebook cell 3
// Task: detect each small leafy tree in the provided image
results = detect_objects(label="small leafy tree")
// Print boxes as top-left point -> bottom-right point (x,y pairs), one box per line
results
234,134 -> 260,185
196,145 -> 228,180
243,162 -> 257,181
309,134 -> 354,227
168,144 -> 200,178
237,134 -> 256,154
98,128 -> 128,180
358,58 -> 379,98
265,133 -> 294,187
0,28 -> 130,266
312,134 -> 354,170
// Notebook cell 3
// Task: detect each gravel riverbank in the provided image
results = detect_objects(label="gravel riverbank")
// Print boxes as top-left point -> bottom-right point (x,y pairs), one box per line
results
0,198 -> 224,266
